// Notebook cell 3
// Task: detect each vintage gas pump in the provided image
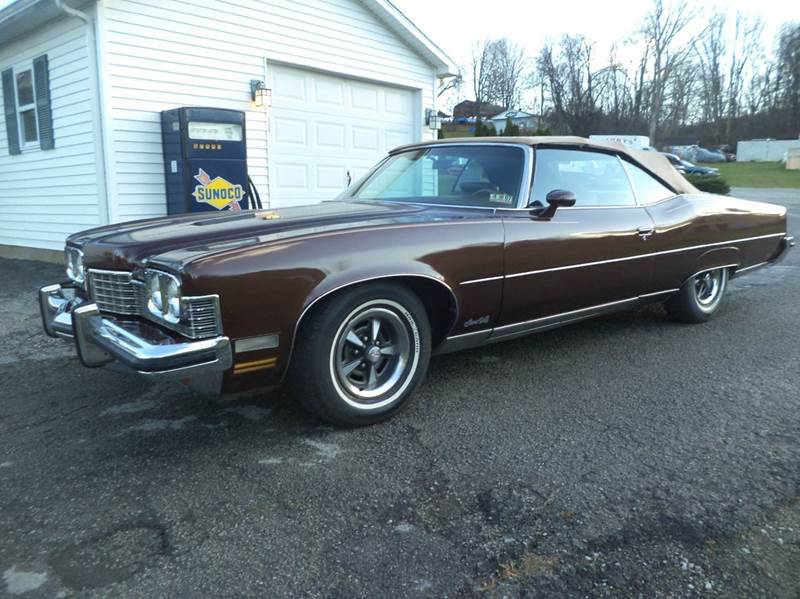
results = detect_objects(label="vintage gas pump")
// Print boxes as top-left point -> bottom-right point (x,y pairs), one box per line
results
160,107 -> 260,213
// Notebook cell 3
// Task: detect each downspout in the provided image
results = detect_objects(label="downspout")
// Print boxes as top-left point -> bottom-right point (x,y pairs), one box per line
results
54,0 -> 111,225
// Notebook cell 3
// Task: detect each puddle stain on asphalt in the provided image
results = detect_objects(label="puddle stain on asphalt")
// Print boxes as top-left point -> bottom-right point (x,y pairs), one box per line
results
101,400 -> 159,416
258,438 -> 344,468
394,522 -> 415,533
302,439 -> 342,462
2,566 -> 48,595
121,416 -> 197,434
49,521 -> 169,590
222,405 -> 272,421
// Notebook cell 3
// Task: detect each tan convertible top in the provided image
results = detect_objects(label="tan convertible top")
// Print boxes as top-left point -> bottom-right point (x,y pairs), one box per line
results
392,136 -> 700,195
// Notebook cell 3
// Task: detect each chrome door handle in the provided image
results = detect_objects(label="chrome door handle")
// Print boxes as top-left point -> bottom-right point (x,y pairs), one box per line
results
637,227 -> 655,240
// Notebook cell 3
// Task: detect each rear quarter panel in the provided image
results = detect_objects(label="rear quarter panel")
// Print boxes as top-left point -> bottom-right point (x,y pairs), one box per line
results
645,194 -> 787,291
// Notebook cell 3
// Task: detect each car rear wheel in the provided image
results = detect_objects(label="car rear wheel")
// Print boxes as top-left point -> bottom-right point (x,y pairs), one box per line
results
289,283 -> 431,427
664,267 -> 729,323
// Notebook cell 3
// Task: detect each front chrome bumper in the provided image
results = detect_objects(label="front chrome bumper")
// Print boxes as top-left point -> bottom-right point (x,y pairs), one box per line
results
39,283 -> 232,378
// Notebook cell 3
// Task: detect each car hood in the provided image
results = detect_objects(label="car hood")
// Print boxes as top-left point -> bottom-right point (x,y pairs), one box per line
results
70,201 -> 453,271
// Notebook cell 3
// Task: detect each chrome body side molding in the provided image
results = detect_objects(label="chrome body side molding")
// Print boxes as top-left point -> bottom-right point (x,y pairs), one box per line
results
459,232 -> 787,285
505,232 -> 786,280
436,288 -> 680,353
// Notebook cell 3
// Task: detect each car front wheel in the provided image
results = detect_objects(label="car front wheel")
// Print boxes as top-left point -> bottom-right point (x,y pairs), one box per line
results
289,283 -> 431,426
664,267 -> 729,323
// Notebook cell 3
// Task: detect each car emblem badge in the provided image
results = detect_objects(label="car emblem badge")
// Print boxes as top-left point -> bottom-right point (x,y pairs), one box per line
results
366,346 -> 382,363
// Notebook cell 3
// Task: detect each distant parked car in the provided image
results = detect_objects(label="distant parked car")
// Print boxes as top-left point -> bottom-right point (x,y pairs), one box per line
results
667,145 -> 696,161
717,145 -> 737,162
695,147 -> 726,163
662,153 -> 720,176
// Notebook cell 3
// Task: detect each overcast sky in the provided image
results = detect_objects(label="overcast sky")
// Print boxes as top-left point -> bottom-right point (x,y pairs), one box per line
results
1,0 -> 793,109
392,0 -> 795,109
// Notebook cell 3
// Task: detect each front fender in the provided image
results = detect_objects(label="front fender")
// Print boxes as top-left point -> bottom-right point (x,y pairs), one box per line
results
185,219 -> 504,389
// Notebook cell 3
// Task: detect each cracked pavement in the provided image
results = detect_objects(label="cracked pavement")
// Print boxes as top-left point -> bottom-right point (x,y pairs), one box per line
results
0,188 -> 798,597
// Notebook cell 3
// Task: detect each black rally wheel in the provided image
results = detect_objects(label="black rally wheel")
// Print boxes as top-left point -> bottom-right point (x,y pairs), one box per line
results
665,266 -> 729,323
289,282 -> 431,427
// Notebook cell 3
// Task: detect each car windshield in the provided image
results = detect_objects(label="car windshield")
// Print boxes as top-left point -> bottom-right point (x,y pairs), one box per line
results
345,145 -> 526,208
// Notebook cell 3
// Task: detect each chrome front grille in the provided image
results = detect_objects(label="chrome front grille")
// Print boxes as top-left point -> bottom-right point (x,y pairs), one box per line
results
87,270 -> 139,315
86,269 -> 222,339
178,296 -> 222,340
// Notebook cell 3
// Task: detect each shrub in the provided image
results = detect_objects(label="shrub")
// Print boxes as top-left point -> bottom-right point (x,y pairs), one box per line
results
474,118 -> 496,137
685,174 -> 731,195
502,116 -> 521,136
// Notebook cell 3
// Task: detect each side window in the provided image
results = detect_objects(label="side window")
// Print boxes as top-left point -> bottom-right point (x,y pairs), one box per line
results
15,68 -> 38,144
531,149 -> 636,207
622,162 -> 675,204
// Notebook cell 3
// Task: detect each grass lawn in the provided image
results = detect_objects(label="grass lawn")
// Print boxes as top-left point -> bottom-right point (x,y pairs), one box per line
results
441,130 -> 474,139
710,162 -> 800,189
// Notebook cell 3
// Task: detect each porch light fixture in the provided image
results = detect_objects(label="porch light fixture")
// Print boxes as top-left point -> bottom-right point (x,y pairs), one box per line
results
250,79 -> 272,108
425,108 -> 441,130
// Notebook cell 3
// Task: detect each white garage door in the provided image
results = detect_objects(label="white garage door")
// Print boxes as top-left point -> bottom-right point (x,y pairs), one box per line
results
267,64 -> 418,208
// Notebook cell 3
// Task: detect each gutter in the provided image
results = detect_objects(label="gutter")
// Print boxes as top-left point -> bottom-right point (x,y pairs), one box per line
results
53,0 -> 111,226
53,0 -> 86,20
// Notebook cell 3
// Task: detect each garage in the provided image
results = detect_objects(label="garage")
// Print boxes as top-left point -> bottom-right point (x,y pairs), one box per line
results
268,64 -> 419,207
0,0 -> 456,258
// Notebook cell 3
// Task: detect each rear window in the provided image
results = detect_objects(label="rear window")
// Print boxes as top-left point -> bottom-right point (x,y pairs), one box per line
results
622,161 -> 675,204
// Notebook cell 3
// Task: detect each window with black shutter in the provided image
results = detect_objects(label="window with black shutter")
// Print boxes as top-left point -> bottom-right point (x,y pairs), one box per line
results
33,54 -> 53,150
2,53 -> 53,154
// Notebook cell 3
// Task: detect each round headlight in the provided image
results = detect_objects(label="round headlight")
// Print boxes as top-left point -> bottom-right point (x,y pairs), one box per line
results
145,270 -> 182,323
66,248 -> 84,284
166,279 -> 181,321
148,275 -> 163,312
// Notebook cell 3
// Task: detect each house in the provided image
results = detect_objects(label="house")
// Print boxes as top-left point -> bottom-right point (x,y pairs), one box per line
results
488,110 -> 540,133
0,0 -> 456,259
451,100 -> 505,122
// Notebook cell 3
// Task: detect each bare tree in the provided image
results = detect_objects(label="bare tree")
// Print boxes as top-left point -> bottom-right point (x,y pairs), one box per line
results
639,0 -> 695,143
725,14 -> 764,139
487,38 -> 529,109
536,35 -> 601,135
631,41 -> 650,123
693,12 -> 726,140
465,5 -> 790,145
774,22 -> 800,132
438,72 -> 463,98
471,39 -> 497,117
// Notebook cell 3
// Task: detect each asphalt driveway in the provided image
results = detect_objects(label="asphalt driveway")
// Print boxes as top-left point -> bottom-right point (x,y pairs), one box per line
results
1,189 -> 798,597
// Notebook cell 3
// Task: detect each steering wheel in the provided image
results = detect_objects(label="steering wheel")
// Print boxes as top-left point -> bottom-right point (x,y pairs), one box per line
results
470,186 -> 499,197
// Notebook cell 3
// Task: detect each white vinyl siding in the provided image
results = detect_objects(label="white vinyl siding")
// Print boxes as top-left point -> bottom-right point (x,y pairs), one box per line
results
101,0 -> 437,219
0,15 -> 103,250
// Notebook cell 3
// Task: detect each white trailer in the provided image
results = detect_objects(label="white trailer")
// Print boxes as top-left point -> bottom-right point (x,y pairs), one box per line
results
589,135 -> 652,151
737,138 -> 800,162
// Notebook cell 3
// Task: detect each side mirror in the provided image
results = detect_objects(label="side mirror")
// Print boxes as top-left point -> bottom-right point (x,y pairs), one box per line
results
534,189 -> 576,219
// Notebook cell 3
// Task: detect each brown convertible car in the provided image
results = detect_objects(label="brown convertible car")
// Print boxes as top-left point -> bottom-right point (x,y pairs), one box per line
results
40,137 -> 793,425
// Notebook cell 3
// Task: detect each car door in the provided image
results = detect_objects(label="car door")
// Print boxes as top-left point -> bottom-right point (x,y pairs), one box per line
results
496,148 -> 658,336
